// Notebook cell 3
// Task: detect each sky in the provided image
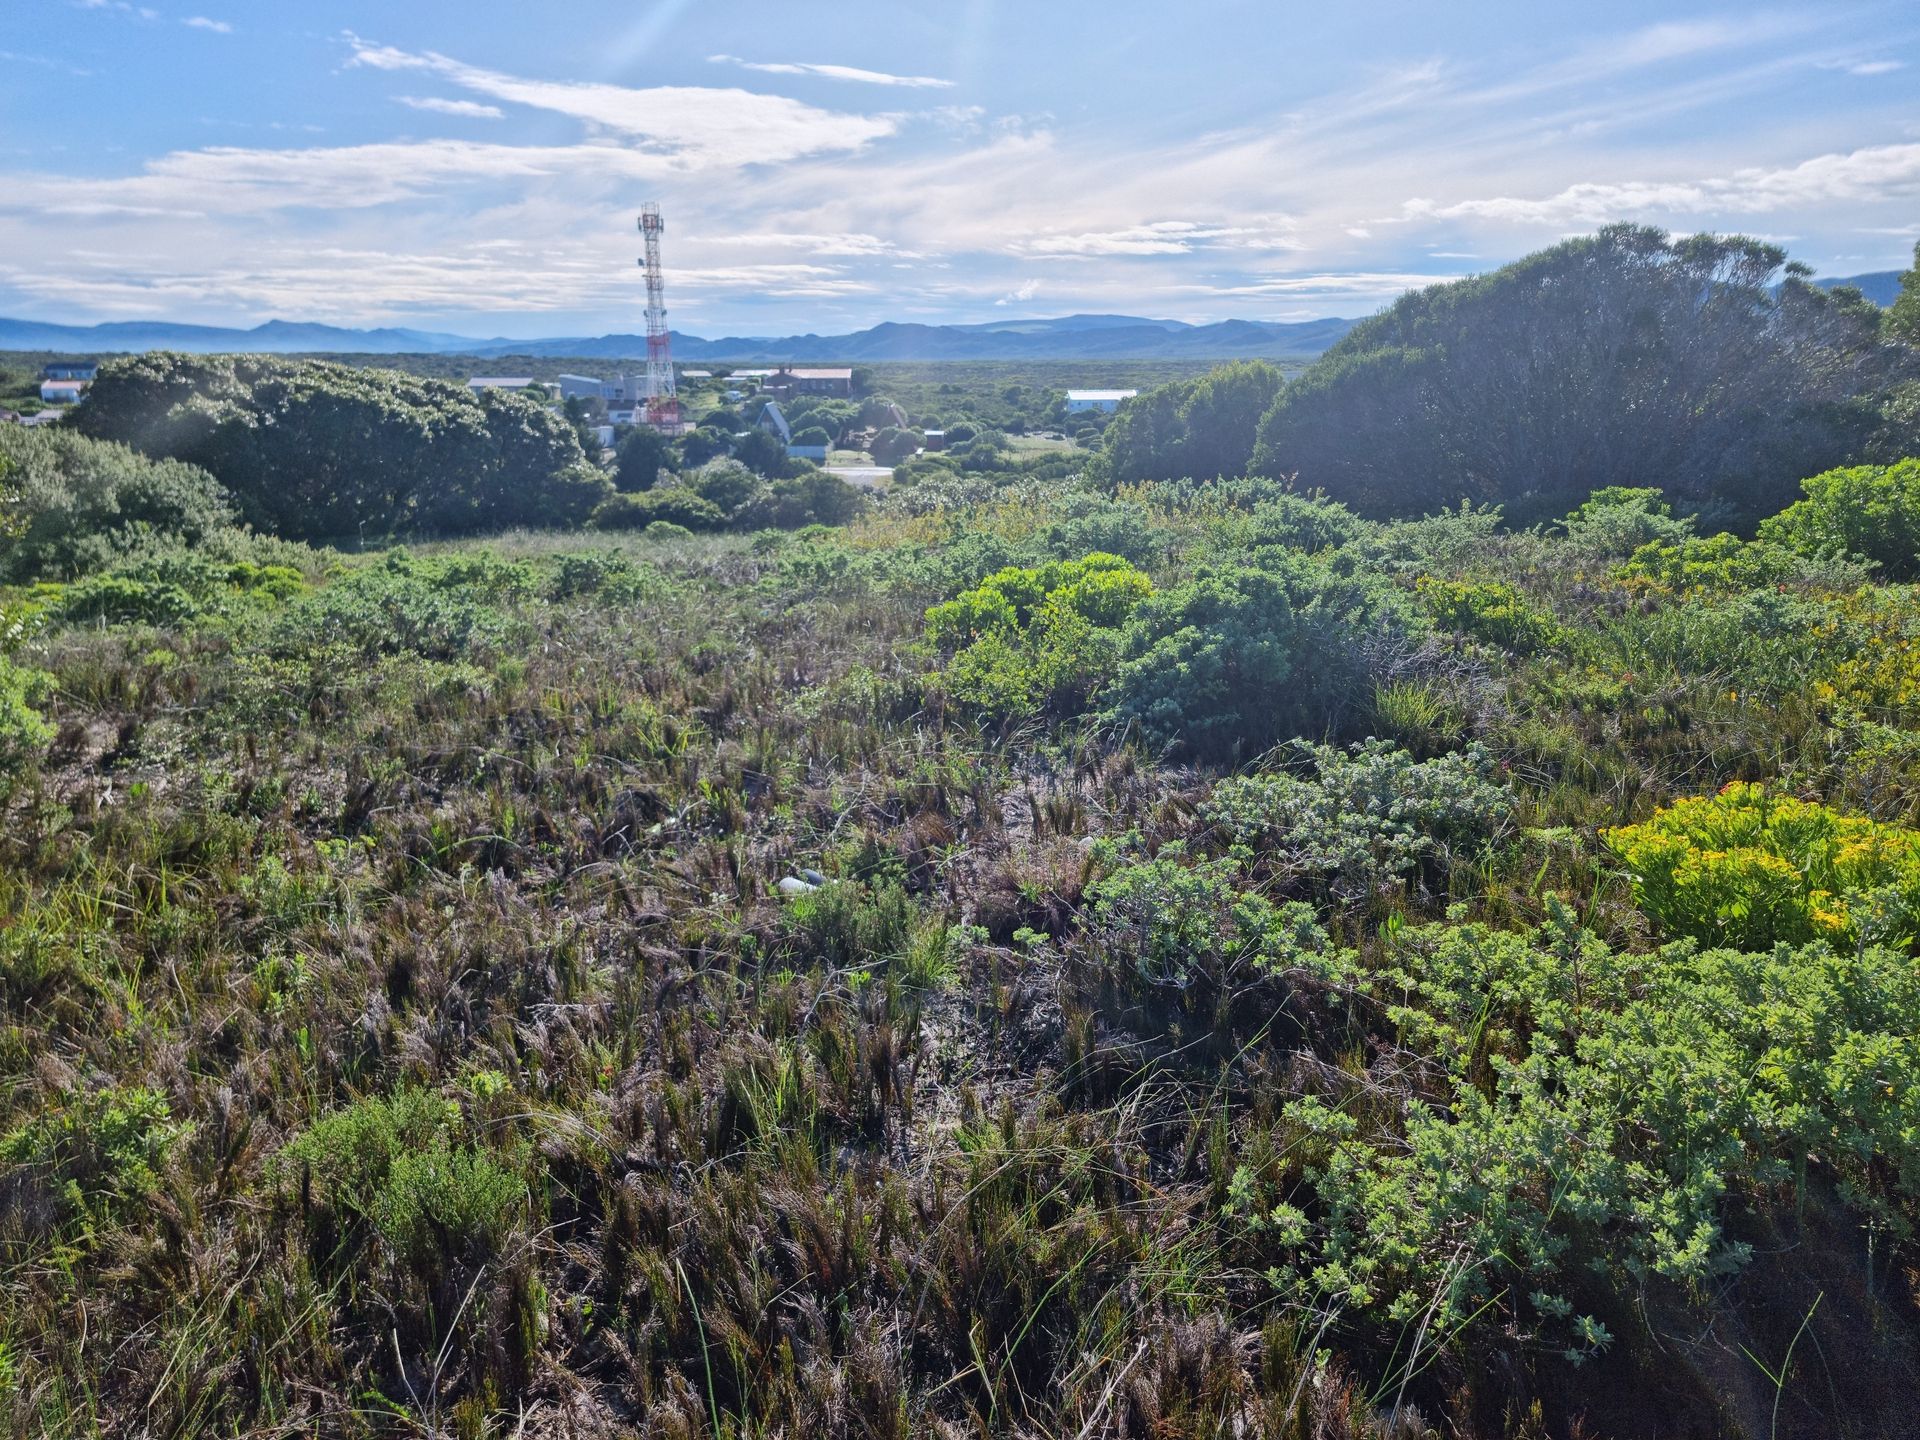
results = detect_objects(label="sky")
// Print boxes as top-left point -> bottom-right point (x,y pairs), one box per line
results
1,1 -> 1917,338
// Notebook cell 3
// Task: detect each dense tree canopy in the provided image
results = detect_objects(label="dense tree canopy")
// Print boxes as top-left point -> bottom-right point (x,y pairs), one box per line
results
1248,226 -> 1912,522
72,353 -> 608,541
0,425 -> 235,582
1094,359 -> 1284,486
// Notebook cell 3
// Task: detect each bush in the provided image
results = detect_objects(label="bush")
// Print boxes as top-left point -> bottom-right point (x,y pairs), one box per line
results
1604,783 -> 1920,951
1760,458 -> 1920,579
0,426 -> 235,583
1084,845 -> 1334,1006
871,426 -> 920,465
1203,738 -> 1514,900
71,353 -> 592,541
1102,550 -> 1420,761
0,655 -> 53,777
591,487 -> 726,533
1415,576 -> 1563,651
925,554 -> 1153,716
282,1089 -> 524,1268
1557,487 -> 1692,560
0,1084 -> 188,1225
613,424 -> 677,493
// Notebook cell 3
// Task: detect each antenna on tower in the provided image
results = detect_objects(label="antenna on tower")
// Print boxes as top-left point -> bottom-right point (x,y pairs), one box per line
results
637,202 -> 680,433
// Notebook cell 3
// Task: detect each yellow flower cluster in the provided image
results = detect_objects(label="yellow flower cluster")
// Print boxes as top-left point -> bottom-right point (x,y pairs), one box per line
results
1604,782 -> 1920,952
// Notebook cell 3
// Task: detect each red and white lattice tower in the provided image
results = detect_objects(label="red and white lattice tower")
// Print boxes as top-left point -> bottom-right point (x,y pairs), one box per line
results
637,203 -> 680,432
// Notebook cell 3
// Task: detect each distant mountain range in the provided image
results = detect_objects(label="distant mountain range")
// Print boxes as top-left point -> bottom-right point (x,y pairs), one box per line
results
0,270 -> 1901,362
0,311 -> 1360,362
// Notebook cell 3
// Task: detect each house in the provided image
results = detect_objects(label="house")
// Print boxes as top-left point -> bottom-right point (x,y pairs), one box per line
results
765,367 -> 853,399
758,399 -> 792,445
40,378 -> 88,405
43,361 -> 97,382
1064,389 -> 1138,414
467,376 -> 537,393
921,429 -> 947,451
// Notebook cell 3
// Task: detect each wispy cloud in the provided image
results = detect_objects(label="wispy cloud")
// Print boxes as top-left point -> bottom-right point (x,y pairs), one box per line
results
1012,220 -> 1303,258
1406,142 -> 1920,227
347,38 -> 896,165
396,96 -> 504,119
183,15 -> 232,33
707,53 -> 953,89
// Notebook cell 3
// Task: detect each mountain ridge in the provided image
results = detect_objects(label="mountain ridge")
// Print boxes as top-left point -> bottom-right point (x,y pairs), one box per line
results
1,269 -> 1901,362
0,311 -> 1360,362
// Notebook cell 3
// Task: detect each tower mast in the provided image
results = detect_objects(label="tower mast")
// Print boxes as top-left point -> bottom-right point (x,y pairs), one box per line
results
637,202 -> 679,432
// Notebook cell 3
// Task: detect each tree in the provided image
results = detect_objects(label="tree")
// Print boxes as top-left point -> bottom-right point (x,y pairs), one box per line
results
0,426 -> 235,582
792,426 -> 833,450
733,428 -> 796,479
1891,241 -> 1920,348
71,354 -> 593,541
1250,226 -> 1897,522
870,426 -> 920,465
613,425 -> 677,493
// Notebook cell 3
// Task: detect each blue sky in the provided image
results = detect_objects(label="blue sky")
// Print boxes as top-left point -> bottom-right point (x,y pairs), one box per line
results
2,1 -> 1917,337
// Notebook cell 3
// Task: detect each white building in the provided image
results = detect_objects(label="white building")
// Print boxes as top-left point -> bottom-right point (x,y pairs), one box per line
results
467,376 -> 536,393
40,378 -> 88,404
1064,389 -> 1138,414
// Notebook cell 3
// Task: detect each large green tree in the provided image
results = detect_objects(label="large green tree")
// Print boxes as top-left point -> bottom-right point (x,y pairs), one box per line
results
1249,226 -> 1901,521
73,353 -> 599,541
1095,360 -> 1284,486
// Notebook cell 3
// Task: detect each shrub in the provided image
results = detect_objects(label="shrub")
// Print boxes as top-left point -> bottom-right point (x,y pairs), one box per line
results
1557,486 -> 1692,560
591,487 -> 726,533
0,426 -> 235,583
1415,576 -> 1562,651
925,554 -> 1153,716
1102,550 -> 1420,761
1614,532 -> 1812,595
1760,458 -> 1920,579
0,653 -> 54,777
1604,782 -> 1920,951
0,1084 -> 188,1225
1204,739 -> 1514,899
1085,845 -> 1336,1000
282,1088 -> 524,1268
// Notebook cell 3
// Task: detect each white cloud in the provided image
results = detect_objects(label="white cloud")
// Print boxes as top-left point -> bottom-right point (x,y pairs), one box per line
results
995,279 -> 1041,306
1844,59 -> 1906,76
184,16 -> 233,33
1012,220 -> 1304,258
1407,143 -> 1920,227
396,96 -> 504,119
347,39 -> 896,166
707,54 -> 953,90
708,231 -> 911,256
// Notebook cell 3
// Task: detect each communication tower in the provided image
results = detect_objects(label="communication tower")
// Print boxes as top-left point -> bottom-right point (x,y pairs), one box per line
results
637,203 -> 680,432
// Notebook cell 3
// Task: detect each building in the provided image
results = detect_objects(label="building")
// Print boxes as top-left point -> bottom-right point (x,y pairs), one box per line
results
1064,389 -> 1138,414
921,429 -> 947,451
467,376 -> 537,394
758,399 -> 792,445
680,369 -> 713,380
43,361 -> 97,382
765,367 -> 853,399
40,378 -> 88,404
557,372 -> 646,409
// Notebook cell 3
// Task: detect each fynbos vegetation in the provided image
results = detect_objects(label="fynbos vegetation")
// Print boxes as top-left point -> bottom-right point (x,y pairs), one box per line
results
5,233 -> 1920,1438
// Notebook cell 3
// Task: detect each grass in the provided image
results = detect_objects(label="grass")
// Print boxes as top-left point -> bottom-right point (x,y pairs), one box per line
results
3,460 -> 1920,1438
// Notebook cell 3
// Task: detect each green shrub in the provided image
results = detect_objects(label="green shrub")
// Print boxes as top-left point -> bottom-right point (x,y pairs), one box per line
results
591,487 -> 726,533
0,426 -> 235,583
925,553 -> 1153,716
1415,576 -> 1562,651
1558,486 -> 1692,559
264,554 -> 511,662
1278,905 -> 1920,1343
1203,739 -> 1514,899
1,1085 -> 188,1224
1604,782 -> 1920,951
1101,550 -> 1419,761
0,654 -> 54,777
1760,458 -> 1920,579
1085,844 -> 1336,998
282,1088 -> 524,1267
